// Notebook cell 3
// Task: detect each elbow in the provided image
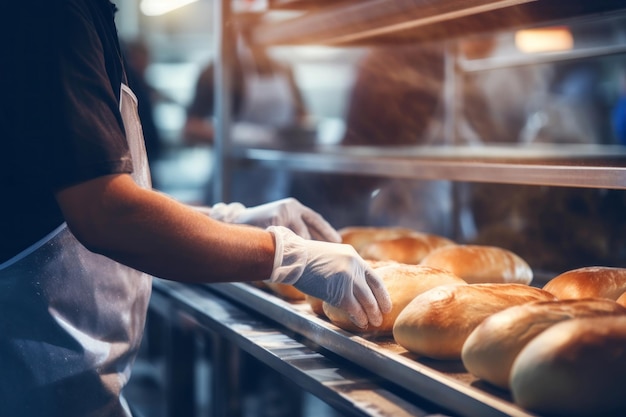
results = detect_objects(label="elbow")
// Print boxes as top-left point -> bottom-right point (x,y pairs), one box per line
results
55,174 -> 144,258
65,219 -> 111,256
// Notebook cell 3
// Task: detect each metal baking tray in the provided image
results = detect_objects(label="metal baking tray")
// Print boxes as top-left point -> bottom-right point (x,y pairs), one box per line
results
207,282 -> 540,417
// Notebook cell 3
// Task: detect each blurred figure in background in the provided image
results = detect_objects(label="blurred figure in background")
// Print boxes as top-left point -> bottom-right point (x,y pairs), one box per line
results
184,12 -> 308,206
290,43 -> 451,235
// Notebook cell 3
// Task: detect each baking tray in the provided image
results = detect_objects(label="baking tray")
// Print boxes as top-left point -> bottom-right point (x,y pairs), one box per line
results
207,282 -> 540,417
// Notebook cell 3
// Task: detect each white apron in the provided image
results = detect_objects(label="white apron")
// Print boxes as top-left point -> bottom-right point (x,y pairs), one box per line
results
0,84 -> 152,417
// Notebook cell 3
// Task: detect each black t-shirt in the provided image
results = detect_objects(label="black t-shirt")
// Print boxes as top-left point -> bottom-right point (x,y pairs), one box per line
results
0,0 -> 132,262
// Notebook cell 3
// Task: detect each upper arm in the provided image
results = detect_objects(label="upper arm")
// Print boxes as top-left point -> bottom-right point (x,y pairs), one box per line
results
54,174 -> 142,251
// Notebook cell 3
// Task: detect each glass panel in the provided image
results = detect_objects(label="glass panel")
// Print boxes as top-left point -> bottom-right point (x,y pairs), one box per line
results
457,11 -> 626,147
460,183 -> 626,280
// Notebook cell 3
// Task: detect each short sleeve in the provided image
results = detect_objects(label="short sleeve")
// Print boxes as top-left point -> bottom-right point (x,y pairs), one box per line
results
46,0 -> 132,189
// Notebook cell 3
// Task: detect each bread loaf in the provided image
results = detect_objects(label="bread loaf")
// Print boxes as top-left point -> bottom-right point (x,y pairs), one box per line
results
419,245 -> 533,284
462,298 -> 626,389
305,294 -> 325,316
510,315 -> 626,416
323,264 -> 466,334
264,282 -> 306,301
338,226 -> 418,253
543,266 -> 626,300
393,283 -> 556,360
366,259 -> 400,269
617,291 -> 626,307
360,234 -> 455,264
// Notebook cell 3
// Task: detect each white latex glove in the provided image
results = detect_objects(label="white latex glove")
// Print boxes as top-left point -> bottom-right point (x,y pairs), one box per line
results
267,225 -> 392,329
209,198 -> 341,242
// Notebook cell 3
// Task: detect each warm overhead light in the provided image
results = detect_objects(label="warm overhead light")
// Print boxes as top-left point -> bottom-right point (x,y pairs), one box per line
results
140,0 -> 199,16
515,26 -> 574,54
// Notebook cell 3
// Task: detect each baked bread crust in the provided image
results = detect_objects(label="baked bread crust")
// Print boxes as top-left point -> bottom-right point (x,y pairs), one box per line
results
393,283 -> 556,360
543,266 -> 626,300
510,315 -> 626,416
323,264 -> 466,334
420,244 -> 533,284
462,298 -> 626,389
338,226 -> 417,253
361,234 -> 455,264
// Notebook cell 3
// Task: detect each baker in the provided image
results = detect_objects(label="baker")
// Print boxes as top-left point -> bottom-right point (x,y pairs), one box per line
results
0,2 -> 391,416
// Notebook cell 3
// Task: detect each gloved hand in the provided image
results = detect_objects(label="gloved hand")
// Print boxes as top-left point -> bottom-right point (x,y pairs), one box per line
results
267,225 -> 392,329
209,198 -> 341,242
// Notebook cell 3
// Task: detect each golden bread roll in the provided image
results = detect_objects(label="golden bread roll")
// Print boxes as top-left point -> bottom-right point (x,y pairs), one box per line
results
419,244 -> 533,284
264,282 -> 306,301
360,234 -> 455,264
462,298 -> 626,389
366,259 -> 399,269
323,264 -> 466,334
249,281 -> 268,290
338,226 -> 417,253
393,283 -> 556,360
510,315 -> 626,416
305,294 -> 325,316
617,291 -> 626,307
543,266 -> 626,300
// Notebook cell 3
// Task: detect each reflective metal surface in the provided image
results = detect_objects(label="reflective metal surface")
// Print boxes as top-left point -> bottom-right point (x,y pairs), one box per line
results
207,282 -> 540,417
233,145 -> 626,189
151,279 -> 448,417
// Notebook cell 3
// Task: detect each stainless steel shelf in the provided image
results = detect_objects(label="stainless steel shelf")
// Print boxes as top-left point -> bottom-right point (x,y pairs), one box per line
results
231,145 -> 626,189
207,282 -> 541,417
255,0 -> 536,46
254,0 -> 624,46
459,43 -> 626,72
151,279 -> 447,417
457,9 -> 626,72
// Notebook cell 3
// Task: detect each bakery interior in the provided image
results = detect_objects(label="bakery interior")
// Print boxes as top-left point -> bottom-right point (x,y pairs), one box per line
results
116,0 -> 626,416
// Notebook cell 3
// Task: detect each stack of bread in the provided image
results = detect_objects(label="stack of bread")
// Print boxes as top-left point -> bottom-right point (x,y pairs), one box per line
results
458,266 -> 626,415
259,223 -> 626,415
330,227 -> 545,350
461,298 -> 626,389
336,226 -> 626,415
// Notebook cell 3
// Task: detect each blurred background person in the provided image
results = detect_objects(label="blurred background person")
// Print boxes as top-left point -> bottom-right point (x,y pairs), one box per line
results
290,43 -> 451,235
184,12 -> 308,206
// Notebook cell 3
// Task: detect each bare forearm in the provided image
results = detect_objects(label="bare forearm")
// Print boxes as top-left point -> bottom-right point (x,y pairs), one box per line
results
56,174 -> 275,284
105,196 -> 275,283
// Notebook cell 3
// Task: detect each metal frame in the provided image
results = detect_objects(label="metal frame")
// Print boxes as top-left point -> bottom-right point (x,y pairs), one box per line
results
150,279 -> 447,417
232,146 -> 626,189
205,282 -> 541,417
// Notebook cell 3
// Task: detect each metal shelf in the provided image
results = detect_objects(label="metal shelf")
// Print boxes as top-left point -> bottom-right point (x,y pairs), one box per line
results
458,9 -> 626,72
256,0 -> 534,46
207,282 -> 540,417
254,0 -> 624,46
231,145 -> 626,189
151,279 -> 450,417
